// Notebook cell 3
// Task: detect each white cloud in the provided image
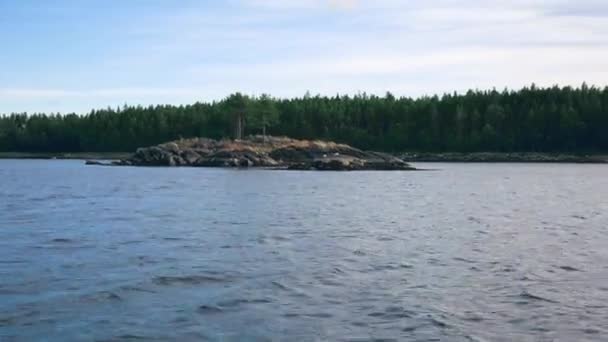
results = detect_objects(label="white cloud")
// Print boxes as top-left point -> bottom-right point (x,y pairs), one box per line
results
0,89 -> 73,99
2,0 -> 608,113
0,88 -> 207,100
239,0 -> 360,10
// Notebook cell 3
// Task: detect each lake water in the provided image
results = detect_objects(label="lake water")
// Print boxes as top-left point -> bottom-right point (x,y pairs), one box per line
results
1,160 -> 607,341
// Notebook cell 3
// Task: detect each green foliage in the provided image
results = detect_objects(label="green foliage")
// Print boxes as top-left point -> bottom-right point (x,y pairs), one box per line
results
248,94 -> 279,135
221,92 -> 249,139
1,84 -> 608,153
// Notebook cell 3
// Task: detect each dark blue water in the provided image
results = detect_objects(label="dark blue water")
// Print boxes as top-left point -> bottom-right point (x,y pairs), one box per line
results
1,160 -> 608,341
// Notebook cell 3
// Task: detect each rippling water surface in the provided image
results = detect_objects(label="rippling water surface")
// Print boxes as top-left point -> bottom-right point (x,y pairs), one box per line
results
1,160 -> 608,341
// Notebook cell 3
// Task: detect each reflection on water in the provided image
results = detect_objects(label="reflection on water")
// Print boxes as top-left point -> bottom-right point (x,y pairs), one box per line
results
1,160 -> 608,341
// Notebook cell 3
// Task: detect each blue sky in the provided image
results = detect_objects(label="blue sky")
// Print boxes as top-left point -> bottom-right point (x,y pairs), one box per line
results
1,0 -> 607,113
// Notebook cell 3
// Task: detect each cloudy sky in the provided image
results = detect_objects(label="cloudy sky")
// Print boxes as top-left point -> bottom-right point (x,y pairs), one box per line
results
1,0 -> 607,113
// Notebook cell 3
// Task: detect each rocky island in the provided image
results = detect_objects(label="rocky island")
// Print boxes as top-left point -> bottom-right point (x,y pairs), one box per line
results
105,136 -> 416,171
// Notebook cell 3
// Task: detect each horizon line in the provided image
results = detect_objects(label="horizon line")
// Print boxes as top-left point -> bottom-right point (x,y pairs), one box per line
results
2,82 -> 607,116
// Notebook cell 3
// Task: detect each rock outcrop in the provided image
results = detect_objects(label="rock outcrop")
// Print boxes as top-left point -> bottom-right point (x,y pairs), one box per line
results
112,136 -> 415,171
85,160 -> 105,165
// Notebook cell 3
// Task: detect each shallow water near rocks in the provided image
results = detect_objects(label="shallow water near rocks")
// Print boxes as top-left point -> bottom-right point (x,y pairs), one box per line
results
1,160 -> 608,341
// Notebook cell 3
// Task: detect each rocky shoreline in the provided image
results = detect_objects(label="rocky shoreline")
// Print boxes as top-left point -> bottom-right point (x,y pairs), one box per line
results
0,152 -> 130,160
399,152 -> 608,163
103,136 -> 416,171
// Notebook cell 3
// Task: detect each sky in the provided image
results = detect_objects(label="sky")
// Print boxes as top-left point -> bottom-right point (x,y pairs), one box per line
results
1,0 -> 607,114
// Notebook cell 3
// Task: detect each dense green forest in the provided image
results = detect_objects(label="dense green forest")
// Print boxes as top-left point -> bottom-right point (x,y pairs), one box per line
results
1,84 -> 608,153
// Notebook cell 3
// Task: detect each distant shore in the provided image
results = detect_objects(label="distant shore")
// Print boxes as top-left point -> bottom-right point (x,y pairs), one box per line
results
2,151 -> 608,164
0,152 -> 131,160
399,152 -> 608,163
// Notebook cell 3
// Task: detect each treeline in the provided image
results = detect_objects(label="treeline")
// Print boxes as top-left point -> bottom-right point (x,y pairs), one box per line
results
1,84 -> 608,153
